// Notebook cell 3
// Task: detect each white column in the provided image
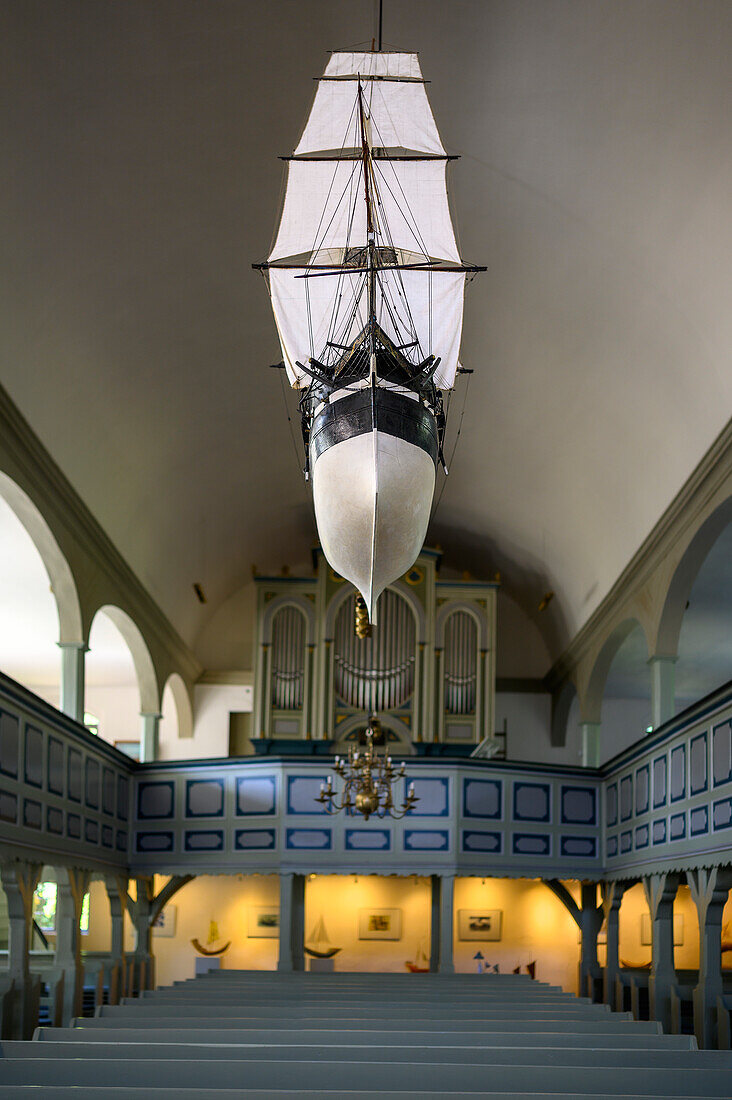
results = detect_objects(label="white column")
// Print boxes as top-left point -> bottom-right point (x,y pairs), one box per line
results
648,655 -> 676,731
140,713 -> 161,763
580,722 -> 601,767
59,643 -> 87,724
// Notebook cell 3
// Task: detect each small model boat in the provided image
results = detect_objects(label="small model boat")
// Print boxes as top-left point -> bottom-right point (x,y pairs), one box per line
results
304,914 -> 341,959
405,937 -> 430,972
257,49 -> 483,623
191,919 -> 231,957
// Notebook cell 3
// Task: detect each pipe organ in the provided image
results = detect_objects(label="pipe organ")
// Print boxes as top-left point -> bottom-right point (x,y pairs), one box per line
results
252,548 -> 497,751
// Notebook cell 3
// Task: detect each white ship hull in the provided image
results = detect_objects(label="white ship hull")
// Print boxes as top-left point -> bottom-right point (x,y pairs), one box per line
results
310,389 -> 437,620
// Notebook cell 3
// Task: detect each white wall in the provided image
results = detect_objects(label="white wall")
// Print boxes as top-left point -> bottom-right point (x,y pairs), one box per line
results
600,697 -> 653,764
187,682 -> 253,760
499,691 -> 582,765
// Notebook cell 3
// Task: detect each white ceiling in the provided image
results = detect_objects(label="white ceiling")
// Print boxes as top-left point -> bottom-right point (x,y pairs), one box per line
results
1,0 -> 731,667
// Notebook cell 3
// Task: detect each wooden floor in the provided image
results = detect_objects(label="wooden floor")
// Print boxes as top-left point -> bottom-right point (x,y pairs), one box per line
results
0,970 -> 730,1097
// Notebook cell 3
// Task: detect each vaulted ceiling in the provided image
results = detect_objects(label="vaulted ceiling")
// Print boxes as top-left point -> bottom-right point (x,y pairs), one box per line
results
2,0 -> 731,667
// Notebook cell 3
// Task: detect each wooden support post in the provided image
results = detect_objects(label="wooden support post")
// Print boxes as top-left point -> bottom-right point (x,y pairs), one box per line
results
602,880 -> 627,1005
54,867 -> 91,1026
429,874 -> 454,974
643,871 -> 680,1033
104,875 -> 128,1005
277,872 -> 305,972
545,879 -> 603,997
687,866 -> 732,1049
0,861 -> 41,1039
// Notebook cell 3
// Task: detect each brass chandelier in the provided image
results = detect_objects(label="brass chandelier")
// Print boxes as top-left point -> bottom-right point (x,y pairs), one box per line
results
316,717 -> 418,820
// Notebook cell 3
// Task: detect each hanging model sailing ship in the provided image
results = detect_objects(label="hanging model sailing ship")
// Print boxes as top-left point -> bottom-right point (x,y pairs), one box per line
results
256,50 -> 483,621
303,914 -> 342,960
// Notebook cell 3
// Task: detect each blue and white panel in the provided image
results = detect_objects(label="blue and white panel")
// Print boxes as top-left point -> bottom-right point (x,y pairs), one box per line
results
184,828 -> 225,852
512,832 -> 551,857
689,806 -> 708,837
137,780 -> 175,820
0,710 -> 20,778
405,777 -> 449,817
463,778 -> 502,819
712,796 -> 732,831
462,829 -> 502,854
345,829 -> 391,851
652,756 -> 667,808
186,778 -> 225,818
606,782 -> 618,827
670,745 -> 686,802
619,775 -> 633,821
712,721 -> 732,788
560,835 -> 597,858
235,827 -> 276,850
403,829 -> 449,851
689,733 -> 708,796
512,782 -> 551,823
135,830 -> 175,853
286,776 -> 328,815
48,737 -> 64,796
285,827 -> 332,849
635,766 -> 649,816
560,785 -> 596,826
237,775 -> 276,816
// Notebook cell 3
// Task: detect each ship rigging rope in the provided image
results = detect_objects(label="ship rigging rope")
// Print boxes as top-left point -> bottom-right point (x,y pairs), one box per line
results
430,371 -> 471,521
366,104 -> 430,354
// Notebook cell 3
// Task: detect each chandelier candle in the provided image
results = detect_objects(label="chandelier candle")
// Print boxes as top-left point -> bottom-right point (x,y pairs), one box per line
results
255,50 -> 483,623
316,718 -> 418,820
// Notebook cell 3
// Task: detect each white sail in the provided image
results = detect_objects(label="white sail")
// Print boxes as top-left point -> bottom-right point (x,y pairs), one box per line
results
323,51 -> 423,80
265,50 -> 470,392
295,79 -> 445,157
270,266 -> 464,389
270,159 -> 459,266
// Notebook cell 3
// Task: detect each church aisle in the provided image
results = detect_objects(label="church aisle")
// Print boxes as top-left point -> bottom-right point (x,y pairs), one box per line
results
0,971 -> 730,1097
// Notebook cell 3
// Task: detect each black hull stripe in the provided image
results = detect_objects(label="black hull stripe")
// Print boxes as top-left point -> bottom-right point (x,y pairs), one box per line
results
310,388 -> 439,466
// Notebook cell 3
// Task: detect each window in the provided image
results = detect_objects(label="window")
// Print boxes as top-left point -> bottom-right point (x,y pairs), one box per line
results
32,882 -> 90,934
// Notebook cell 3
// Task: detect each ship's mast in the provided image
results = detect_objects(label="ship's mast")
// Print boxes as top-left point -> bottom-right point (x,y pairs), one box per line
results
357,79 -> 378,385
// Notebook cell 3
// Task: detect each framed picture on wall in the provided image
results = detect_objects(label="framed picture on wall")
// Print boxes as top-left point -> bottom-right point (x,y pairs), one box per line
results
152,904 -> 177,937
640,913 -> 683,946
457,909 -> 503,941
249,906 -> 280,938
358,908 -> 402,941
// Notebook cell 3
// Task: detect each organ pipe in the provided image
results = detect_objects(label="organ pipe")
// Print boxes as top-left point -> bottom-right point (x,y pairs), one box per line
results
271,606 -> 306,710
444,611 -> 477,715
333,590 -> 416,710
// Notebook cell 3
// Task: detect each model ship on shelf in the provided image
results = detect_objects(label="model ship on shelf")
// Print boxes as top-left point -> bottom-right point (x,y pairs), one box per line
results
191,919 -> 231,958
405,937 -> 430,973
256,49 -> 483,623
304,915 -> 341,960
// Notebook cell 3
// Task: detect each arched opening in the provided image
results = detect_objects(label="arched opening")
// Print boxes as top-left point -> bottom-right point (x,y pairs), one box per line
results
85,606 -> 158,758
675,521 -> 732,710
600,624 -> 652,759
158,673 -> 194,761
585,619 -> 651,763
0,475 -> 81,706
